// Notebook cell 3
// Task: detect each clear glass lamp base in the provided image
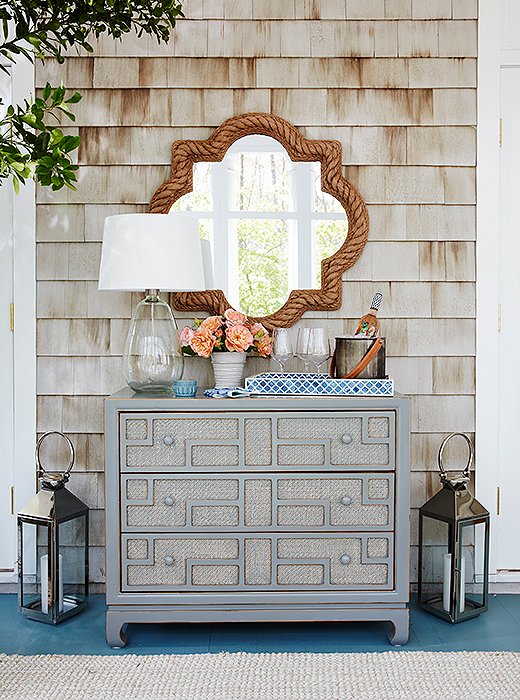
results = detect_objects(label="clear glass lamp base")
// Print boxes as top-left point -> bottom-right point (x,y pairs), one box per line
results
123,292 -> 184,393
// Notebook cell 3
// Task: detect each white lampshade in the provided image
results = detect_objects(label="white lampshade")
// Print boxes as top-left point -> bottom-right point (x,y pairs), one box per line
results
98,213 -> 206,291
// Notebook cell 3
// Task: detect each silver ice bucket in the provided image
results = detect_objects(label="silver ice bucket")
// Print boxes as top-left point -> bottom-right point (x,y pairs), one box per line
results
331,336 -> 386,379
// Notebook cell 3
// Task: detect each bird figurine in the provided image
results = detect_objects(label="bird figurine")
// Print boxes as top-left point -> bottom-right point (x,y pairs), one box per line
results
354,292 -> 383,338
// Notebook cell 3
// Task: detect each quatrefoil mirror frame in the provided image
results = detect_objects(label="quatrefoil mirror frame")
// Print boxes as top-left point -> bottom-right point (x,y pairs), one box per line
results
149,112 -> 369,329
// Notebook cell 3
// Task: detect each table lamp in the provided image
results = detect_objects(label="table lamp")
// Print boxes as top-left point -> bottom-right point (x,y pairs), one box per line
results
98,213 -> 206,393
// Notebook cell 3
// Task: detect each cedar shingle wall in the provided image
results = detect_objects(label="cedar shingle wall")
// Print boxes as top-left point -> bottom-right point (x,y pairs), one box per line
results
35,0 -> 477,586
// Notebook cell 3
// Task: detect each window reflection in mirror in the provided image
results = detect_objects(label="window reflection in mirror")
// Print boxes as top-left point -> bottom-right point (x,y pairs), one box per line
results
169,135 -> 347,317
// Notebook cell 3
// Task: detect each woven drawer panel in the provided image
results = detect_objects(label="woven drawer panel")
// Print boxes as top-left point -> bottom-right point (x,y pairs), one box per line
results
126,479 -> 148,500
278,505 -> 325,527
192,565 -> 239,586
277,538 -> 389,586
277,416 -> 390,467
277,444 -> 326,466
191,505 -> 239,528
126,537 -> 239,587
125,478 -> 239,529
244,479 -> 272,527
244,539 -> 272,585
367,417 -> 389,438
368,478 -> 389,499
277,477 -> 392,528
244,418 -> 272,466
127,539 -> 148,559
126,419 -> 147,440
367,537 -> 389,558
191,445 -> 239,467
125,417 -> 239,468
278,565 -> 324,585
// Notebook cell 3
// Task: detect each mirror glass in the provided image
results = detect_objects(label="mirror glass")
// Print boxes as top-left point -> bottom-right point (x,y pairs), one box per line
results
169,135 -> 348,317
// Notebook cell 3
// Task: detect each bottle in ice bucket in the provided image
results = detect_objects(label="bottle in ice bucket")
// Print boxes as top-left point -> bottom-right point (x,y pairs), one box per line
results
354,293 -> 383,338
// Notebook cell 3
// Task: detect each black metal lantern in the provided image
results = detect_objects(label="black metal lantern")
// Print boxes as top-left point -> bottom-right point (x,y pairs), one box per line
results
17,432 -> 89,624
418,433 -> 489,623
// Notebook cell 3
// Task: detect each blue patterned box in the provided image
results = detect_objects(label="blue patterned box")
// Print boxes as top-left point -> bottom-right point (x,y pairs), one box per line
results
245,373 -> 394,397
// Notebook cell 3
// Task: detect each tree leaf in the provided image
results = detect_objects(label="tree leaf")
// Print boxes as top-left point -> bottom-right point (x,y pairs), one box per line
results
65,92 -> 82,104
48,129 -> 64,147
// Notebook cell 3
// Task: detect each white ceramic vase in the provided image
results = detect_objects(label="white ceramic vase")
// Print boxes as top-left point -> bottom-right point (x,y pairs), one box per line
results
211,352 -> 247,388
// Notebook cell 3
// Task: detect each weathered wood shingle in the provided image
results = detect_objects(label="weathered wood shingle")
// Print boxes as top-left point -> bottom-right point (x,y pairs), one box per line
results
36,4 -> 477,586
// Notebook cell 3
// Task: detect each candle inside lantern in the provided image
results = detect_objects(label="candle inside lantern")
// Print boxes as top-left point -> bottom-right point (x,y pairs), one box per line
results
40,554 -> 64,614
442,553 -> 465,614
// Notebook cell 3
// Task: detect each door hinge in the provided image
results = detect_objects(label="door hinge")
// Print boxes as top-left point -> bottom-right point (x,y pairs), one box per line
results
497,486 -> 501,515
499,117 -> 503,147
10,486 -> 14,515
9,303 -> 14,333
498,303 -> 501,332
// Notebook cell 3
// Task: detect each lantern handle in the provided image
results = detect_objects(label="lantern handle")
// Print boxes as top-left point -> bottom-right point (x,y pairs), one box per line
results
36,431 -> 75,483
438,432 -> 473,484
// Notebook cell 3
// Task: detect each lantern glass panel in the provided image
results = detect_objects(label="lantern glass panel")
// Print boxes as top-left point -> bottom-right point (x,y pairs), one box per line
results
59,515 -> 87,611
20,521 -> 49,613
419,515 -> 450,612
458,520 -> 486,613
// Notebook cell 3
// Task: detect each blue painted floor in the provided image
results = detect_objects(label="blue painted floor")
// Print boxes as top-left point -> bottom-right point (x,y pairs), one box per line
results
1,594 -> 519,655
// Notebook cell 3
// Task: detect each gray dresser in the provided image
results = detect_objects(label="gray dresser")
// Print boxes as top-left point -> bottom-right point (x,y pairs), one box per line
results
104,389 -> 410,647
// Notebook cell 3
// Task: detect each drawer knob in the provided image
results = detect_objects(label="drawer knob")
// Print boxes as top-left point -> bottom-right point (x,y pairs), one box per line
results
163,435 -> 174,446
341,496 -> 352,506
341,434 -> 352,445
164,556 -> 174,566
163,496 -> 174,506
340,554 -> 351,565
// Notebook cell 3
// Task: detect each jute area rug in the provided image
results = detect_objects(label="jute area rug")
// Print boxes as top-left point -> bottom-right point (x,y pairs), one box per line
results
1,651 -> 519,700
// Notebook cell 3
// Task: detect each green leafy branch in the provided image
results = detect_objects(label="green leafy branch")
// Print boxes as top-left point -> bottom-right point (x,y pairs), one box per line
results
0,83 -> 82,191
0,0 -> 184,191
0,0 -> 184,67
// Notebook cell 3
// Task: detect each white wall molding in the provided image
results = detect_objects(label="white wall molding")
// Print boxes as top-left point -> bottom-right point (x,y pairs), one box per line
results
476,0 -> 503,576
1,56 -> 37,571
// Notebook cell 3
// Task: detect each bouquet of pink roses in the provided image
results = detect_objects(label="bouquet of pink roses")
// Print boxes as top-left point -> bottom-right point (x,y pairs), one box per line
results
180,309 -> 272,358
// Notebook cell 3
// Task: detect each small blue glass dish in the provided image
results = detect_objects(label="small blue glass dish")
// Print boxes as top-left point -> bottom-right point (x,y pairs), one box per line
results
173,380 -> 198,398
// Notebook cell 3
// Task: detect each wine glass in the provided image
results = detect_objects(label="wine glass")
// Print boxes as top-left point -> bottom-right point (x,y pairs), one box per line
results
307,328 -> 329,373
272,328 -> 293,373
296,327 -> 312,373
327,337 -> 336,375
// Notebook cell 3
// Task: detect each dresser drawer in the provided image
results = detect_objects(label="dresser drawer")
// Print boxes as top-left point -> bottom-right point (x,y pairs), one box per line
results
123,475 -> 241,530
122,533 -> 393,592
120,410 -> 395,472
122,414 -> 242,471
122,473 -> 394,532
276,415 -> 393,469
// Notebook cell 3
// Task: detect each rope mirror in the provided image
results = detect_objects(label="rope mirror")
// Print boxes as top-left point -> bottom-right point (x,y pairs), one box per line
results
149,112 -> 370,329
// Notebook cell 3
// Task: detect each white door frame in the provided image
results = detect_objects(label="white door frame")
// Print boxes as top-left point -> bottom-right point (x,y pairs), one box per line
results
476,0 -> 520,581
0,67 -> 15,575
0,56 -> 36,584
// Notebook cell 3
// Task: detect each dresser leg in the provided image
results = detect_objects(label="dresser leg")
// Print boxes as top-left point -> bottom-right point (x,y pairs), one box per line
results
106,610 -> 128,648
387,609 -> 409,646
